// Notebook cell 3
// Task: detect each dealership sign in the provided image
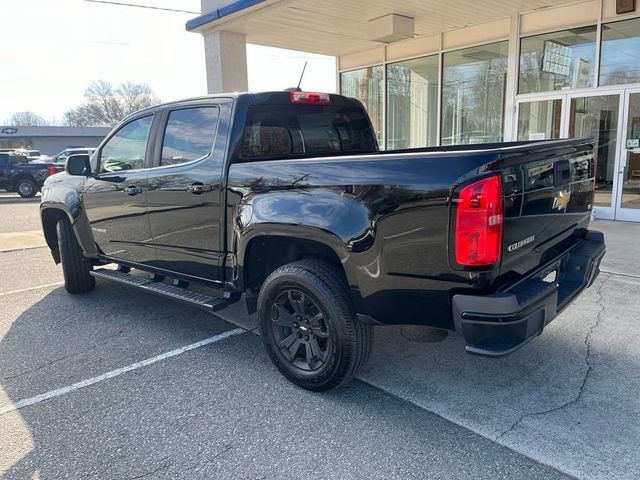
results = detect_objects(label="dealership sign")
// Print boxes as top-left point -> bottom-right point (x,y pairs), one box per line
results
1,127 -> 18,134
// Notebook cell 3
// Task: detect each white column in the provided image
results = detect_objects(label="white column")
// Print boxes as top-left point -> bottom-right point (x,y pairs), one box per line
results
503,13 -> 520,142
202,30 -> 248,94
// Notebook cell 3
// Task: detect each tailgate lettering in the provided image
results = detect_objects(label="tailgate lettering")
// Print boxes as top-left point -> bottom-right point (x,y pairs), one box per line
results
508,235 -> 535,252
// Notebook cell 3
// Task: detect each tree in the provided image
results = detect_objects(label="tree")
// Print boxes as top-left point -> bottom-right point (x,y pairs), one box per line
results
64,80 -> 160,127
6,111 -> 49,126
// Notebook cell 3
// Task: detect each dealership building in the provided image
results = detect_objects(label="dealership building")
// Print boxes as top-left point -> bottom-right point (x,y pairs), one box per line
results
0,126 -> 110,156
187,0 -> 640,222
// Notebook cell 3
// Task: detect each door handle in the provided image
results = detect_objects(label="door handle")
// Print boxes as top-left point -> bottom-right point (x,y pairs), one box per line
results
123,185 -> 143,196
186,183 -> 212,194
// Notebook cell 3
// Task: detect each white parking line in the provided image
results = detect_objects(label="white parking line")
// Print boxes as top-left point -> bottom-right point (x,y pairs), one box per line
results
0,282 -> 64,297
0,328 -> 246,416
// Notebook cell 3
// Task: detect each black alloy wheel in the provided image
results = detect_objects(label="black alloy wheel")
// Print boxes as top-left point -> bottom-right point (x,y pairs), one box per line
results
270,289 -> 331,371
258,259 -> 373,391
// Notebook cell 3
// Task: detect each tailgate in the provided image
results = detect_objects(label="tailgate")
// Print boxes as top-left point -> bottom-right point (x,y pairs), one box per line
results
499,139 -> 595,278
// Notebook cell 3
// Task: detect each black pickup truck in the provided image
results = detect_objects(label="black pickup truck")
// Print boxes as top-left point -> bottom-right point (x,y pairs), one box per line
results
40,91 -> 605,390
0,152 -> 55,198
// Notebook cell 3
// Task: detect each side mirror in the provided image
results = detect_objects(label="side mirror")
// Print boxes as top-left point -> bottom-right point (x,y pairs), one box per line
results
66,154 -> 91,176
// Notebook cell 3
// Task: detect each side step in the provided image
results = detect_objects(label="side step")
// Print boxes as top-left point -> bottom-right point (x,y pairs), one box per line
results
90,268 -> 238,313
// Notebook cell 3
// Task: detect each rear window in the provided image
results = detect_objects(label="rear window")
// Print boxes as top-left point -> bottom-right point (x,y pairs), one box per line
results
239,105 -> 377,161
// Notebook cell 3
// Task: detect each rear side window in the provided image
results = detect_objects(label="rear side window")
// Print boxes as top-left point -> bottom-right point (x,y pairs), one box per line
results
9,155 -> 28,165
239,105 -> 376,160
161,107 -> 219,166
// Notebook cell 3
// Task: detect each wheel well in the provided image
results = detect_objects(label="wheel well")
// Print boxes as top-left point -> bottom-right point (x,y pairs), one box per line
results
243,236 -> 345,293
41,208 -> 69,263
12,175 -> 37,188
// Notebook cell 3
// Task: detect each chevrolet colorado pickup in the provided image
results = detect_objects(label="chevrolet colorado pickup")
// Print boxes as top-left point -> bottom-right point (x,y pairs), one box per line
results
40,91 -> 605,390
0,152 -> 55,197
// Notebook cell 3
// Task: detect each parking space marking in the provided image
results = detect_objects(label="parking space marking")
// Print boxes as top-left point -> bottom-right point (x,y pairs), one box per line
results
0,282 -> 64,297
0,328 -> 246,416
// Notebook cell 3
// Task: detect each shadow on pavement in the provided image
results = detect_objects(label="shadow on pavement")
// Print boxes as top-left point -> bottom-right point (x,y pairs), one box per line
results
0,282 -> 570,479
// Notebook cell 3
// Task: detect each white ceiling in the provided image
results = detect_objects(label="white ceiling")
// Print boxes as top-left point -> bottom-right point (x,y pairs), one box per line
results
209,0 -> 585,56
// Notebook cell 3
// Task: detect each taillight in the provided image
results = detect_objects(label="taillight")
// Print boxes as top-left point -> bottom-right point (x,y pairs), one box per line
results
290,91 -> 331,105
47,165 -> 56,176
454,175 -> 503,267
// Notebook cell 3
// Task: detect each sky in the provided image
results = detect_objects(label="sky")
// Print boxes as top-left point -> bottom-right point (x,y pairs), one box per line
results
0,0 -> 336,124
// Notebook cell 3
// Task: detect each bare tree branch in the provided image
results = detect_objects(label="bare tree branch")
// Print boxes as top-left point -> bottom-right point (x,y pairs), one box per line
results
64,80 -> 160,127
6,111 -> 49,126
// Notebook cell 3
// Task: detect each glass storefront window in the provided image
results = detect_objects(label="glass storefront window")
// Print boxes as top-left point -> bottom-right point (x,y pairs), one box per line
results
600,18 -> 640,87
517,99 -> 562,141
519,27 -> 597,94
441,41 -> 508,146
340,67 -> 384,146
386,55 -> 439,150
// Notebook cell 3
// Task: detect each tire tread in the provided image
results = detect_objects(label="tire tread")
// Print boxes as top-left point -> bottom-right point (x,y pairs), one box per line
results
57,219 -> 95,294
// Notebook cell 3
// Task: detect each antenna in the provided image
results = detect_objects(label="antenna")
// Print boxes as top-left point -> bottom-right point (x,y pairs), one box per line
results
296,61 -> 308,90
284,61 -> 308,92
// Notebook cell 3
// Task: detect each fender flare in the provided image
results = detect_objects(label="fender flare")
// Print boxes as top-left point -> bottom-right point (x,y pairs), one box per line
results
40,201 -> 98,259
234,222 -> 358,287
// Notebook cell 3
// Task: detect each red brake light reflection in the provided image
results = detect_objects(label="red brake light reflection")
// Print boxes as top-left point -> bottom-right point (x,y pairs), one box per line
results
290,91 -> 331,105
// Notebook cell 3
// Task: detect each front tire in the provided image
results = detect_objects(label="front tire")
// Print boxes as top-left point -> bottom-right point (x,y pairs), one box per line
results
258,260 -> 372,391
57,219 -> 95,294
16,178 -> 38,198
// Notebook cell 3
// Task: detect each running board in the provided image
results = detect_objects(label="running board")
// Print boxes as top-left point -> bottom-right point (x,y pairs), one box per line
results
90,268 -> 238,313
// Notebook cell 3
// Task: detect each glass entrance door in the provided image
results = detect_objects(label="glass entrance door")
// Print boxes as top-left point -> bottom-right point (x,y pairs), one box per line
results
566,93 -> 621,214
615,90 -> 640,221
516,91 -> 640,221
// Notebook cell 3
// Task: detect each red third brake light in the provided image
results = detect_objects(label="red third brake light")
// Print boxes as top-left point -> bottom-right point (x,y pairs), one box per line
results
290,91 -> 331,105
454,175 -> 503,267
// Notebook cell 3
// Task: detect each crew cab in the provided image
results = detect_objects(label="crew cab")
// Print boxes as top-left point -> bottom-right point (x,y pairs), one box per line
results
40,91 -> 605,390
0,152 -> 55,197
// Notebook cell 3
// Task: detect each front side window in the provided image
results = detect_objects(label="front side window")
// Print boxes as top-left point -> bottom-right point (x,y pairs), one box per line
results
100,115 -> 153,173
387,55 -> 439,150
441,41 -> 509,145
56,152 -> 68,163
340,66 -> 384,146
519,27 -> 597,94
600,18 -> 640,86
161,107 -> 219,166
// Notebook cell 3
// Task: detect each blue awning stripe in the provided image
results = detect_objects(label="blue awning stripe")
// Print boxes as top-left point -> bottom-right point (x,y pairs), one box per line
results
186,0 -> 266,31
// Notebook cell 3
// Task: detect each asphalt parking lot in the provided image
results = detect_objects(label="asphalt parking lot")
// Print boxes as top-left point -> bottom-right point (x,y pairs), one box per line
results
1,191 -> 639,479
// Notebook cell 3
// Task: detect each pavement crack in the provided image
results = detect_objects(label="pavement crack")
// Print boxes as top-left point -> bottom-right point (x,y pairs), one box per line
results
211,444 -> 233,460
1,329 -> 124,381
495,274 -> 610,443
128,457 -> 172,479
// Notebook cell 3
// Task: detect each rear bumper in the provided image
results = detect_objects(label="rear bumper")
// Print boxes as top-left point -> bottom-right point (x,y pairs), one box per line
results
452,230 -> 605,357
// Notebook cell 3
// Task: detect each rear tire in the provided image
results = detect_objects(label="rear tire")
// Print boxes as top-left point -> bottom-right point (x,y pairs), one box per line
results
57,219 -> 95,294
16,178 -> 38,198
258,259 -> 373,391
